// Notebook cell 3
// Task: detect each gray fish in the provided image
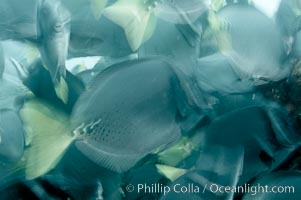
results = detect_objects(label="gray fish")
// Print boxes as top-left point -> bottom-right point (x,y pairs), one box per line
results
68,14 -> 132,58
38,0 -> 71,84
138,18 -> 200,75
0,0 -> 71,104
0,73 -> 30,111
149,0 -> 209,24
71,58 -> 198,172
275,0 -> 298,37
45,144 -> 123,200
158,105 -> 301,199
200,105 -> 301,185
0,0 -> 70,84
11,58 -> 85,113
0,41 -> 36,110
215,4 -> 290,84
19,58 -> 205,180
159,146 -> 244,200
194,53 -> 254,94
0,0 -> 133,63
60,0 -> 133,57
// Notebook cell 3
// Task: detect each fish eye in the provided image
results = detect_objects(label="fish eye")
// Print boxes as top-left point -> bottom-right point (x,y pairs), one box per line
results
54,23 -> 63,32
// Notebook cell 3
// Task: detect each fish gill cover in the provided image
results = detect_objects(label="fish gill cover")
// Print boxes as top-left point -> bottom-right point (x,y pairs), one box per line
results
0,0 -> 301,200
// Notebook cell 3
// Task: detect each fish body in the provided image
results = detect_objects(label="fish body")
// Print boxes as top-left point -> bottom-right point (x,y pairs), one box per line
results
216,4 -> 289,84
151,0 -> 209,24
63,0 -> 133,57
200,105 -> 300,184
18,58 -> 205,179
194,53 -> 254,94
71,58 -> 200,172
0,0 -> 71,84
38,0 -> 71,84
138,18 -> 200,75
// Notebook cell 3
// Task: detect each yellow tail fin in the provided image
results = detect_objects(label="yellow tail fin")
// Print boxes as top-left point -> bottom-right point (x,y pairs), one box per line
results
20,99 -> 74,179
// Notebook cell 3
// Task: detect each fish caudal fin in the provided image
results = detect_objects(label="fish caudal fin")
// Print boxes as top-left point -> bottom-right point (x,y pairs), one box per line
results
20,99 -> 74,179
103,0 -> 155,51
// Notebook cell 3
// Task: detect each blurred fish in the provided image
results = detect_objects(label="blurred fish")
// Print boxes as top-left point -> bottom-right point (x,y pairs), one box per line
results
71,58 -> 204,172
243,171 -> 301,200
0,0 -> 71,84
289,61 -> 301,105
68,16 -> 133,58
275,0 -> 297,37
44,144 -> 122,200
214,4 -> 290,84
152,0 -> 209,24
200,105 -> 301,185
63,0 -> 133,58
19,58 -> 206,180
102,0 -> 208,51
138,18 -> 200,75
37,0 -> 71,103
76,54 -> 138,85
0,72 -> 30,111
0,0 -> 39,40
194,53 -> 254,94
123,164 -> 165,200
0,0 -> 140,63
0,109 -> 25,164
0,0 -> 71,104
158,145 -> 244,200
0,182 -> 41,200
158,105 -> 301,199
11,58 -> 85,113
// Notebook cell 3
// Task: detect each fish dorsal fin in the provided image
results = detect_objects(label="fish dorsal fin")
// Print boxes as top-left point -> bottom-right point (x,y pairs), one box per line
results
20,99 -> 74,179
156,164 -> 188,181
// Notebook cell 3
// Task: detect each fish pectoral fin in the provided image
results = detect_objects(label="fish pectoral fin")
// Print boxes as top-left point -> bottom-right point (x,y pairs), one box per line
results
20,99 -> 74,179
156,164 -> 188,182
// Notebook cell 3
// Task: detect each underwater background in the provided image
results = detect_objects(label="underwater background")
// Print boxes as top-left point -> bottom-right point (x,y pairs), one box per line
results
1,0 -> 301,199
